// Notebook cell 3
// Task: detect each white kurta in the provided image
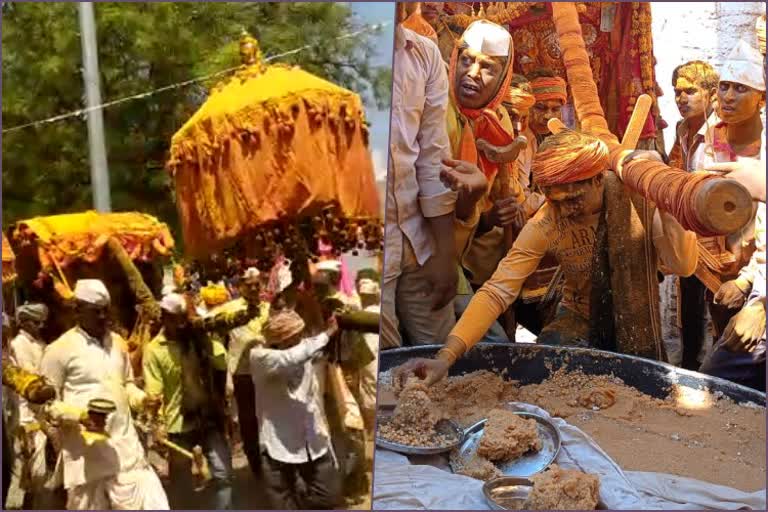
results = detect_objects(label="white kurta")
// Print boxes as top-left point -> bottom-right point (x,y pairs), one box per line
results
40,327 -> 149,489
8,330 -> 49,491
9,330 -> 47,424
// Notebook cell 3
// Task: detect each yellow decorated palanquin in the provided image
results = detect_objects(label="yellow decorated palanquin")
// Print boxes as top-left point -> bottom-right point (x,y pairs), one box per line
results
11,211 -> 173,289
10,211 -> 173,342
167,33 -> 380,260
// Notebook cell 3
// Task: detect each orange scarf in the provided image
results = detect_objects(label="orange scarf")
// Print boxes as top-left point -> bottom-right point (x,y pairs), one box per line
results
448,36 -> 515,180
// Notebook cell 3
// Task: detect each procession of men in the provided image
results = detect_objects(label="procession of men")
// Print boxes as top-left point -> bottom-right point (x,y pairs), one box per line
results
2,259 -> 380,510
387,2 -> 765,392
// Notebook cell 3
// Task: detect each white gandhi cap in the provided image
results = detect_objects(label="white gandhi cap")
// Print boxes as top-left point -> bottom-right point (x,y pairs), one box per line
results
462,20 -> 512,58
720,39 -> 765,92
73,279 -> 110,307
160,293 -> 187,315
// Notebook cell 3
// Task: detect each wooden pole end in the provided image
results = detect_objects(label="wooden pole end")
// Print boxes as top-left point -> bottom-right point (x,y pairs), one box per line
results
694,178 -> 754,234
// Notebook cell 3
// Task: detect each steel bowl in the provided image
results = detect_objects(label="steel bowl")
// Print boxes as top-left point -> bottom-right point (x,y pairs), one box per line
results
482,476 -> 534,510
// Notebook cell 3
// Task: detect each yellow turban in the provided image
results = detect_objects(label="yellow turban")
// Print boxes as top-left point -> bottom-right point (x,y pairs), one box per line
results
757,15 -> 766,56
532,129 -> 609,187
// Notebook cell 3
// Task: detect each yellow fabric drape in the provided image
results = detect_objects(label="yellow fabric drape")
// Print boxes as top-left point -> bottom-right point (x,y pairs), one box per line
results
12,211 -> 174,277
168,64 -> 380,257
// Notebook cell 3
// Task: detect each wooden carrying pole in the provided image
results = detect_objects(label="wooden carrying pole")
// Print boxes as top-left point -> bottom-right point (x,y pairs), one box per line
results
550,2 -> 753,236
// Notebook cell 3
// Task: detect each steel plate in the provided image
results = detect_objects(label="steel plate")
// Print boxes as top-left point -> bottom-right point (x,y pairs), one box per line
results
375,409 -> 464,456
450,410 -> 561,478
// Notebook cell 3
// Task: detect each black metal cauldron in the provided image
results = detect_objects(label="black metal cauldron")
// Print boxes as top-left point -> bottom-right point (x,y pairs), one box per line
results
379,343 -> 765,405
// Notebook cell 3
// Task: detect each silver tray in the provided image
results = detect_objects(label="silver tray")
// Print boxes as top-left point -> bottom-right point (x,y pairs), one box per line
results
450,411 -> 561,478
375,409 -> 464,456
483,476 -> 534,510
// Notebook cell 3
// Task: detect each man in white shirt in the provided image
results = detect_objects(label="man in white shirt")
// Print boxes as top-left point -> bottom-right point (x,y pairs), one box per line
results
663,60 -> 720,370
40,279 -> 168,510
7,303 -> 51,508
249,309 -> 340,510
382,3 -> 458,349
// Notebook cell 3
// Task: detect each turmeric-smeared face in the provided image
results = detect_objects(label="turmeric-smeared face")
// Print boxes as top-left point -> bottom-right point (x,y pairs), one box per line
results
542,175 -> 604,220
717,81 -> 764,124
455,47 -> 506,109
504,106 -> 529,136
674,77 -> 709,121
530,99 -> 564,135
77,303 -> 110,340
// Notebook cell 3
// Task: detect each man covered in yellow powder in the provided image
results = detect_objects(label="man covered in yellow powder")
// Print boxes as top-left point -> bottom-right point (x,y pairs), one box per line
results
399,130 -> 700,385
502,75 -> 544,216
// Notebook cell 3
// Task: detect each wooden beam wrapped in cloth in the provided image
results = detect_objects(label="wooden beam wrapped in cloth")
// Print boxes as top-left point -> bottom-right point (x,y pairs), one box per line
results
167,33 -> 381,267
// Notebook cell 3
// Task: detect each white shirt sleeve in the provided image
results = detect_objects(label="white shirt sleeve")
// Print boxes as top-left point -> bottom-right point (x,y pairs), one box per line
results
39,341 -> 83,424
415,39 -> 455,218
123,351 -> 146,411
40,342 -> 67,397
250,333 -> 330,377
9,334 -> 37,373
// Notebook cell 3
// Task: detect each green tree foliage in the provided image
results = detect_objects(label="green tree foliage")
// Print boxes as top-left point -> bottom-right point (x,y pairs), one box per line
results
2,2 -> 391,240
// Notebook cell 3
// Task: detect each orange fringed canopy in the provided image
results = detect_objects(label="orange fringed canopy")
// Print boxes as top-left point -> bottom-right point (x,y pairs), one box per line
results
11,211 -> 174,278
167,59 -> 380,258
2,233 -> 16,285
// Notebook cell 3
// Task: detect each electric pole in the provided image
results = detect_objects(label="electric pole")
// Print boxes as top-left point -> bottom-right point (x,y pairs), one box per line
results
77,1 -> 111,212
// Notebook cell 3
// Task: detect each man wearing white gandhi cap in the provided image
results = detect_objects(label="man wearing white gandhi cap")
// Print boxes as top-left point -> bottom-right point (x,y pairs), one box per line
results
39,279 -> 169,509
698,37 -> 767,391
681,38 -> 767,383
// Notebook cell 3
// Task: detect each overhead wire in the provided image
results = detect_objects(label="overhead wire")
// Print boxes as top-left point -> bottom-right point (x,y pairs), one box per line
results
2,20 -> 392,134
